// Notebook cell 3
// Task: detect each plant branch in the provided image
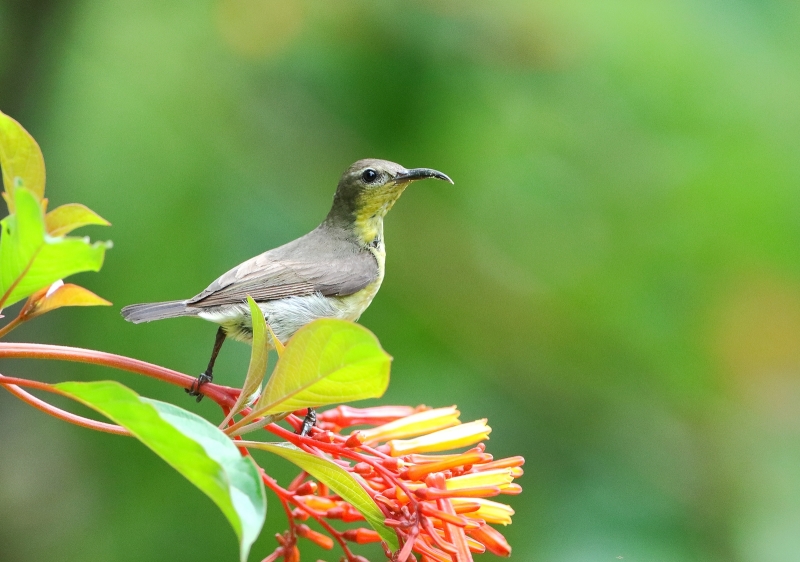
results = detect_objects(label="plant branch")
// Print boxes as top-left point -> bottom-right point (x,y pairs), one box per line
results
0,374 -> 129,435
0,292 -> 47,339
0,315 -> 24,339
260,470 -> 357,561
0,342 -> 240,407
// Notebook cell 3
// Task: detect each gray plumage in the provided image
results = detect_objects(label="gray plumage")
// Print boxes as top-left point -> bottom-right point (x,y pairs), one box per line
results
120,223 -> 378,325
121,158 -> 452,356
121,299 -> 197,323
187,222 -> 378,308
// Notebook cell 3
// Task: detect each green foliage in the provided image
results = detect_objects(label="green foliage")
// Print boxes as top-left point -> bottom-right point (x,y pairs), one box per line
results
257,318 -> 391,414
0,109 -> 110,312
231,318 -> 391,433
0,110 -> 45,207
221,296 -> 271,426
247,441 -> 398,551
0,188 -> 110,307
49,318 -> 397,560
55,380 -> 267,562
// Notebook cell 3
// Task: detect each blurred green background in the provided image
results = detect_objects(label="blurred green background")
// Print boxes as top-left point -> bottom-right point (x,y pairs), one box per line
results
2,0 -> 800,560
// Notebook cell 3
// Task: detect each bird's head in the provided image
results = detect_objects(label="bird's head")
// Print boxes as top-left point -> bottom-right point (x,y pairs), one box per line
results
327,159 -> 453,242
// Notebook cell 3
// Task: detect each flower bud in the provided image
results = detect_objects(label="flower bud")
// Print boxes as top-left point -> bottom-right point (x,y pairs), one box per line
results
445,468 -> 514,491
357,407 -> 461,445
388,420 -> 492,456
468,524 -> 512,557
296,524 -> 334,550
452,498 -> 515,525
343,528 -> 381,544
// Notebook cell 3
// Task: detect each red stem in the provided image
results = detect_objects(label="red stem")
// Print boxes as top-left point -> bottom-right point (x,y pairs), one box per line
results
292,499 -> 356,560
260,473 -> 298,541
0,374 -> 129,435
261,472 -> 357,561
264,422 -> 418,512
0,342 -> 239,407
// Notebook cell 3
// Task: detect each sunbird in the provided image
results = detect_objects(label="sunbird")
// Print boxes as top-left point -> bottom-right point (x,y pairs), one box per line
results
122,159 -> 452,420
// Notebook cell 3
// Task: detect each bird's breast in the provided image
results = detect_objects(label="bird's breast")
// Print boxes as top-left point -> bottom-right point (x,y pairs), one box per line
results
332,241 -> 385,320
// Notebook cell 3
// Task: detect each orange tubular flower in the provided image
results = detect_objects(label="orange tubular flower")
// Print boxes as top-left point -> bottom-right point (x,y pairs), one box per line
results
451,498 -> 515,525
445,468 -> 516,491
257,404 -> 520,562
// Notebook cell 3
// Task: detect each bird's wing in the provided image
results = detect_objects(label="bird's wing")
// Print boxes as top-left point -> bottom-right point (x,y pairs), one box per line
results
186,229 -> 378,308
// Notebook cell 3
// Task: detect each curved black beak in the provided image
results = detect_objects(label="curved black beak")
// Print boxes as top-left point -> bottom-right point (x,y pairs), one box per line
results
394,167 -> 454,185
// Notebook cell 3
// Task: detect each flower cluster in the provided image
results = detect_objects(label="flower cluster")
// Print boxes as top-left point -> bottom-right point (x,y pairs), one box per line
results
258,405 -> 522,562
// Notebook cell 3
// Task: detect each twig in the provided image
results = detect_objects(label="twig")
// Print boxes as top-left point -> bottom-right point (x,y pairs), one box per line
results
0,315 -> 23,339
0,342 -> 240,407
0,374 -> 129,435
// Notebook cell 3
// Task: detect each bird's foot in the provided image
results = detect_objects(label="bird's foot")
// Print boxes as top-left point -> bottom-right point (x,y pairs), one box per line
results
298,408 -> 317,437
186,371 -> 213,403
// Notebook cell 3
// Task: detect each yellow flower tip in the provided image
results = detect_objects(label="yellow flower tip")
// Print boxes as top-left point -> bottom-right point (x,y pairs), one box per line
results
452,498 -> 515,526
357,405 -> 461,445
387,419 -> 491,456
500,483 -> 523,495
445,468 -> 514,491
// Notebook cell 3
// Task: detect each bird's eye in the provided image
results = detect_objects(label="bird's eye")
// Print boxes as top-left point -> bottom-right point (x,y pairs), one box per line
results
361,169 -> 379,183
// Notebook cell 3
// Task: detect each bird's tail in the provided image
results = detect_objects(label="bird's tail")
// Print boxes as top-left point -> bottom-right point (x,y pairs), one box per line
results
121,300 -> 197,324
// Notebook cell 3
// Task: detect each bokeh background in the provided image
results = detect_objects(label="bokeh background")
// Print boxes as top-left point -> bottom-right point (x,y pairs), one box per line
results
2,0 -> 800,560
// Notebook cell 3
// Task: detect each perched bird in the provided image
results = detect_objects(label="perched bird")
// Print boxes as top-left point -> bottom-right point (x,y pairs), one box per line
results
122,159 -> 452,407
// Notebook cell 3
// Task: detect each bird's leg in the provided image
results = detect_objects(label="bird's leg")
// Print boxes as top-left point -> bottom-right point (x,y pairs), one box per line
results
299,408 -> 317,437
186,326 -> 226,402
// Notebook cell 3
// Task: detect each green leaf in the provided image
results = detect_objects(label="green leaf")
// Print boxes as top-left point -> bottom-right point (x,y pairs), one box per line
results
0,110 -> 46,207
236,319 -> 391,428
221,296 -> 270,427
55,381 -> 266,562
45,203 -> 110,237
0,188 -> 110,308
247,441 -> 397,550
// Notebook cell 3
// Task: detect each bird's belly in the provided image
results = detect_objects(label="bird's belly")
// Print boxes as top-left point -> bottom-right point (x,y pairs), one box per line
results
197,282 -> 382,345
333,276 -> 382,321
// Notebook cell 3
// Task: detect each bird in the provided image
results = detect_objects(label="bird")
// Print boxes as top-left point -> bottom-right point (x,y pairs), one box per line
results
121,159 -> 453,410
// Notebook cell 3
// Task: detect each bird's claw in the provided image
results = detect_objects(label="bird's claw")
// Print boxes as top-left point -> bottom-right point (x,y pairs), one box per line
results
186,371 -> 213,403
299,408 -> 317,437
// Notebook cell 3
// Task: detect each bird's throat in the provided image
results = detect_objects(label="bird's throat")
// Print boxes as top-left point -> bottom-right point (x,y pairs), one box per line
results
353,213 -> 384,247
352,184 -> 406,245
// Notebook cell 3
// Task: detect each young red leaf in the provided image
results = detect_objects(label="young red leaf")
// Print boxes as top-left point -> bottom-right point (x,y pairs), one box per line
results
45,203 -> 110,237
26,282 -> 111,319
